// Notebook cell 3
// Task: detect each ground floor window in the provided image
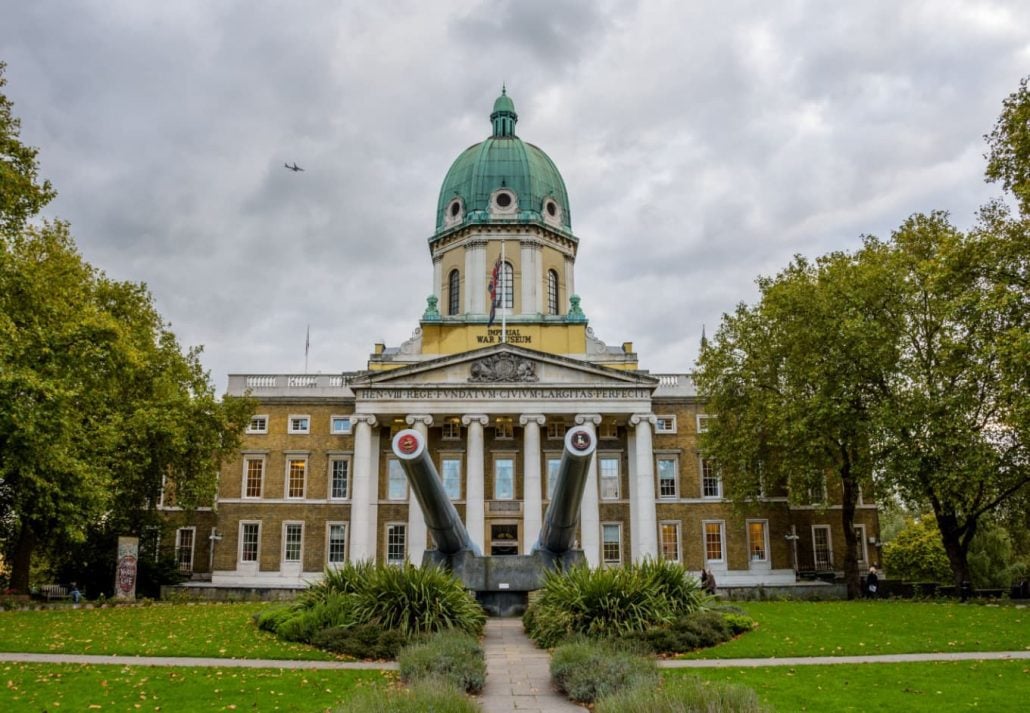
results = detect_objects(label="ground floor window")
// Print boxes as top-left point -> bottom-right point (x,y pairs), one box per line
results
703,521 -> 724,563
283,523 -> 303,563
388,458 -> 407,500
747,520 -> 768,562
327,523 -> 347,565
387,524 -> 407,564
812,525 -> 832,569
659,521 -> 681,562
602,523 -> 622,565
175,527 -> 195,574
854,524 -> 868,565
240,522 -> 260,563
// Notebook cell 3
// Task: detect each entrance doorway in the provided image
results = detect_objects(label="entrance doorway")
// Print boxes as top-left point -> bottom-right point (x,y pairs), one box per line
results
489,522 -> 520,556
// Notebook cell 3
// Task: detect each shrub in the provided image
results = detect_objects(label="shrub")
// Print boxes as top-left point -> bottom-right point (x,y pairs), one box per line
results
550,639 -> 658,704
722,613 -> 756,635
352,563 -> 485,637
398,630 -> 486,694
301,560 -> 375,606
311,623 -> 409,660
270,592 -> 358,643
637,557 -> 710,616
334,679 -> 479,713
620,611 -> 738,655
595,675 -> 770,713
882,517 -> 952,583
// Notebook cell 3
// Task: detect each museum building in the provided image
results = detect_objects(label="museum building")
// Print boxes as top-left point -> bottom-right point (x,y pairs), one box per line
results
164,91 -> 880,589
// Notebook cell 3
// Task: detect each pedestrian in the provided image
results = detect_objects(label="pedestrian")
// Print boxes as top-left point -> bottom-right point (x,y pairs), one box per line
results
703,568 -> 717,595
70,582 -> 81,604
865,566 -> 879,598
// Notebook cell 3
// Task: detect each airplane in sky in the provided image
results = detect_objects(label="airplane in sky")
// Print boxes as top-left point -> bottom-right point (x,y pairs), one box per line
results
284,162 -> 304,172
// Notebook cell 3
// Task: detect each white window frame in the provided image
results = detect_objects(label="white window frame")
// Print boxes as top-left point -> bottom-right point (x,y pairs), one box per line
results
546,422 -> 566,440
288,414 -> 311,434
747,519 -> 770,563
328,456 -> 351,501
282,521 -> 304,564
239,521 -> 261,565
598,454 -> 620,500
441,418 -> 461,440
703,520 -> 726,564
656,455 -> 679,499
440,455 -> 463,500
659,521 -> 682,562
812,524 -> 833,570
285,456 -> 307,499
326,522 -> 348,566
700,457 -> 722,499
493,455 -> 516,500
854,524 -> 869,566
655,415 -> 677,434
545,455 -> 561,500
696,414 -> 714,433
176,526 -> 196,575
387,458 -> 408,501
598,419 -> 618,440
601,523 -> 622,566
494,418 -> 514,440
246,415 -> 269,434
386,523 -> 407,565
242,456 -> 265,499
330,415 -> 352,435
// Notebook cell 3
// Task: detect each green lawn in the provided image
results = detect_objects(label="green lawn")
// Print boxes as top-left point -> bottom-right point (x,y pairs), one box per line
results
0,603 -> 335,660
673,660 -> 1030,712
683,601 -> 1030,658
0,662 -> 387,712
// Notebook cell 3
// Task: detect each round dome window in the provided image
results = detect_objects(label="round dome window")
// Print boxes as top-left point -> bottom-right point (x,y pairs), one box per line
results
545,200 -> 557,217
495,192 -> 512,208
449,200 -> 461,217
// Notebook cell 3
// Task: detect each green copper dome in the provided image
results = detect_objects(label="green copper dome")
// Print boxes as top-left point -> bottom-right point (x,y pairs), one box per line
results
434,90 -> 572,237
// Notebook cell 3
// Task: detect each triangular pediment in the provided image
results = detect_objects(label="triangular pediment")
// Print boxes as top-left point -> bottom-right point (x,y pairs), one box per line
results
351,344 -> 657,390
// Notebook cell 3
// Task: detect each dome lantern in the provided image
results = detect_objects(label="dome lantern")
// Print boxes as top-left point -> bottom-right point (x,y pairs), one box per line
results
490,86 -> 517,137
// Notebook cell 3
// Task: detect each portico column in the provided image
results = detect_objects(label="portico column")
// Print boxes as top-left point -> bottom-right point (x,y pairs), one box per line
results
405,414 -> 433,563
466,240 -> 487,314
575,414 -> 602,567
520,414 -> 546,553
350,415 -> 379,561
629,413 -> 659,560
462,414 -> 489,553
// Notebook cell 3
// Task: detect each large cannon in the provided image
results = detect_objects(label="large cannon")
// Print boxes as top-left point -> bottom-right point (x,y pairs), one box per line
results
390,424 -> 595,615
391,429 -> 480,556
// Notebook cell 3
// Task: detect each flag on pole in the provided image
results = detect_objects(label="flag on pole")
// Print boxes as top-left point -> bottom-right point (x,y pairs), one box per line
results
487,256 -> 502,326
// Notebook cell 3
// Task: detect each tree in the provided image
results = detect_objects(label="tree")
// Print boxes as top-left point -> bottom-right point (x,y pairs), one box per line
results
695,250 -> 892,598
881,517 -> 952,583
0,65 -> 253,592
985,75 -> 1030,216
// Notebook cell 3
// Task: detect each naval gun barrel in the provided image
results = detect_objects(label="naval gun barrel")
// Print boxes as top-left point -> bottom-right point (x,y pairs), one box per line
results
535,425 -> 597,555
391,429 -> 480,556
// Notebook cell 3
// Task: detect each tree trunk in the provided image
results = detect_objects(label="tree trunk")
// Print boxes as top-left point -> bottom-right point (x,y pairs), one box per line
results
935,510 -> 974,590
10,526 -> 36,593
839,450 -> 862,600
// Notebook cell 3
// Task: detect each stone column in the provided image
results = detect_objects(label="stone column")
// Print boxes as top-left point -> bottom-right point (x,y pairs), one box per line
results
520,240 -> 541,315
629,413 -> 659,560
349,415 -> 379,561
575,413 -> 602,567
564,255 -> 575,308
466,240 -> 487,314
462,414 -> 489,553
405,414 -> 433,563
432,255 -> 443,303
520,414 -> 546,553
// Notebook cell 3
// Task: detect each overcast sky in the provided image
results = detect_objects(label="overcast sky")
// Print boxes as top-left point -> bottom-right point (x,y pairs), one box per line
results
3,1 -> 1028,390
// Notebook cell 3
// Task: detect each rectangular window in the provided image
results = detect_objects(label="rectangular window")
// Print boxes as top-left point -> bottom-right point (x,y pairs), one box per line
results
327,524 -> 347,565
602,523 -> 622,565
806,477 -> 828,505
494,458 -> 514,500
388,459 -> 408,500
697,415 -> 714,433
599,456 -> 620,500
330,416 -> 352,435
748,520 -> 768,562
655,415 -> 677,433
660,522 -> 681,562
546,458 -> 561,499
701,458 -> 722,498
599,419 -> 618,439
243,457 -> 264,498
495,418 -> 514,439
812,525 -> 833,570
247,416 -> 268,434
546,422 -> 566,440
704,521 -> 725,563
441,418 -> 461,440
441,457 -> 462,500
286,458 -> 307,499
288,415 -> 310,434
387,524 -> 406,564
329,458 -> 350,499
657,456 -> 678,498
240,523 -> 260,563
176,528 -> 195,574
283,523 -> 303,562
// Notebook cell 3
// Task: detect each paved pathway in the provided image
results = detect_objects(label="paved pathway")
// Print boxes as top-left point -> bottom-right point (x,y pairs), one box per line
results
479,618 -> 585,712
660,650 -> 1030,668
0,652 -> 396,670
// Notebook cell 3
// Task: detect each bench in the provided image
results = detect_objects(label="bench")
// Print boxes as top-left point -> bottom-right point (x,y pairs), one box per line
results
39,584 -> 71,601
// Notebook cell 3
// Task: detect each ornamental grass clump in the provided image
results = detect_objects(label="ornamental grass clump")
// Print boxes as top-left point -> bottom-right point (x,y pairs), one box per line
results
398,630 -> 487,694
333,679 -> 480,713
550,638 -> 659,704
595,675 -> 771,713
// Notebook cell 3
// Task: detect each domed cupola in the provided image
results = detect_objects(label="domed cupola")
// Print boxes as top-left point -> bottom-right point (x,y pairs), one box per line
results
434,89 -> 572,238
